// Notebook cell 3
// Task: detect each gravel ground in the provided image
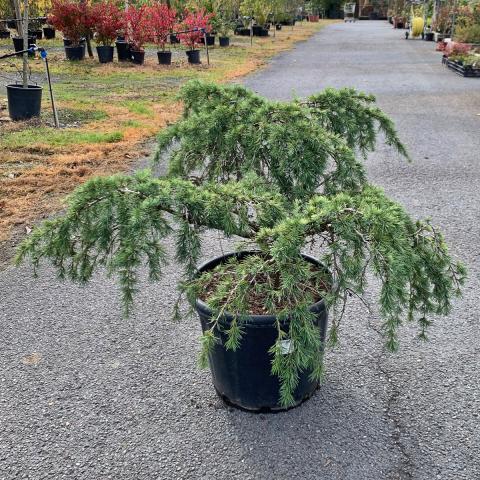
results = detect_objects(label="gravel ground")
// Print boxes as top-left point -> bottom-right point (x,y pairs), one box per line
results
1,21 -> 479,480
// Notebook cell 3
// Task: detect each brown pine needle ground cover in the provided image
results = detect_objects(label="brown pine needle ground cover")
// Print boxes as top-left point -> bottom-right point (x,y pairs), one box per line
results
0,21 -> 332,262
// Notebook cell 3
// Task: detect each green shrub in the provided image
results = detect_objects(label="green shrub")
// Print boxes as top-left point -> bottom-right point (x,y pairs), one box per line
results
17,81 -> 465,407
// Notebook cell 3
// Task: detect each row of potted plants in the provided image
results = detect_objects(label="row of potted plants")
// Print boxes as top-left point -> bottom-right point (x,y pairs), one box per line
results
47,0 -> 217,65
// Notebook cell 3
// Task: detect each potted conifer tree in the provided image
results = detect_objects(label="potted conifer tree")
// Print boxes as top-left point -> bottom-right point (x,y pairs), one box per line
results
17,81 -> 466,412
7,0 -> 42,121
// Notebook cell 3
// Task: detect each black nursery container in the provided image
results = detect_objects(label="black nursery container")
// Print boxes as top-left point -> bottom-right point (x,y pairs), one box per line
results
115,41 -> 131,61
131,50 -> 145,65
219,36 -> 230,47
186,49 -> 201,64
29,29 -> 42,39
7,84 -> 42,121
12,36 -> 36,57
195,251 -> 329,412
43,27 -> 56,39
199,34 -> 215,46
65,45 -> 85,61
63,37 -> 86,47
252,25 -> 269,37
96,45 -> 114,63
157,50 -> 172,65
0,30 -> 10,39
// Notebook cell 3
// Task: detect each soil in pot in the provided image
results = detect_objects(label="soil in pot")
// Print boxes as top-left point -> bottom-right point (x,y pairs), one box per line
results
131,50 -> 145,65
186,49 -> 201,64
157,50 -> 172,65
115,41 -> 131,61
219,36 -> 230,47
195,251 -> 329,412
43,27 -> 55,39
65,45 -> 85,61
12,37 -> 36,57
7,84 -> 42,121
96,45 -> 114,63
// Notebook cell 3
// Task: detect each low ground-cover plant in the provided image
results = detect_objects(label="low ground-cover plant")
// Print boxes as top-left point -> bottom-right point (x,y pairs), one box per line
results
17,81 -> 466,407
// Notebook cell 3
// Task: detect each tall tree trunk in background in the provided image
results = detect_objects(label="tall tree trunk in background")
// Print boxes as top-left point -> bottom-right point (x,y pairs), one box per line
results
22,0 -> 28,88
12,0 -> 22,35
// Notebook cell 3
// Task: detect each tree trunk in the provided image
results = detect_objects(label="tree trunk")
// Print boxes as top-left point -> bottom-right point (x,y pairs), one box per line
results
21,0 -> 28,88
12,0 -> 22,35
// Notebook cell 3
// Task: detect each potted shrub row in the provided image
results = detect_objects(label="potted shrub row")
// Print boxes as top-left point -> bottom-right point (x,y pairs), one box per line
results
17,81 -> 466,411
46,0 -> 219,66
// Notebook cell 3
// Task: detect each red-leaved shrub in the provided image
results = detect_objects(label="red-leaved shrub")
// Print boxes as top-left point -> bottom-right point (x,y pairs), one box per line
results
177,9 -> 212,51
90,1 -> 125,46
125,5 -> 151,52
48,0 -> 92,46
148,4 -> 177,51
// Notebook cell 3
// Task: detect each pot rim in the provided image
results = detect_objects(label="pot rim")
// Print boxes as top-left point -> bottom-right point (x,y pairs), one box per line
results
7,84 -> 43,91
195,250 -> 328,325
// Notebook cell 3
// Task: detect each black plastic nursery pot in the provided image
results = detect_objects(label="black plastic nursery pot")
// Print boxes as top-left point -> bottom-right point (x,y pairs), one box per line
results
195,251 -> 329,412
276,24 -> 282,31
0,30 -> 10,39
43,27 -> 55,39
252,25 -> 269,37
199,34 -> 215,46
63,38 -> 86,47
157,50 -> 172,65
96,45 -> 114,63
7,20 -> 17,29
235,27 -> 251,36
186,49 -> 201,64
115,41 -> 131,61
29,29 -> 42,39
131,50 -> 145,65
170,34 -> 180,44
425,32 -> 434,41
6,84 -> 42,121
219,36 -> 230,47
12,36 -> 36,57
65,45 -> 85,61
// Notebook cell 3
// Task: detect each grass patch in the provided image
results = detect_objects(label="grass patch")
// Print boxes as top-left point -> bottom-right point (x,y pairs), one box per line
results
2,128 -> 123,148
121,101 -> 154,117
